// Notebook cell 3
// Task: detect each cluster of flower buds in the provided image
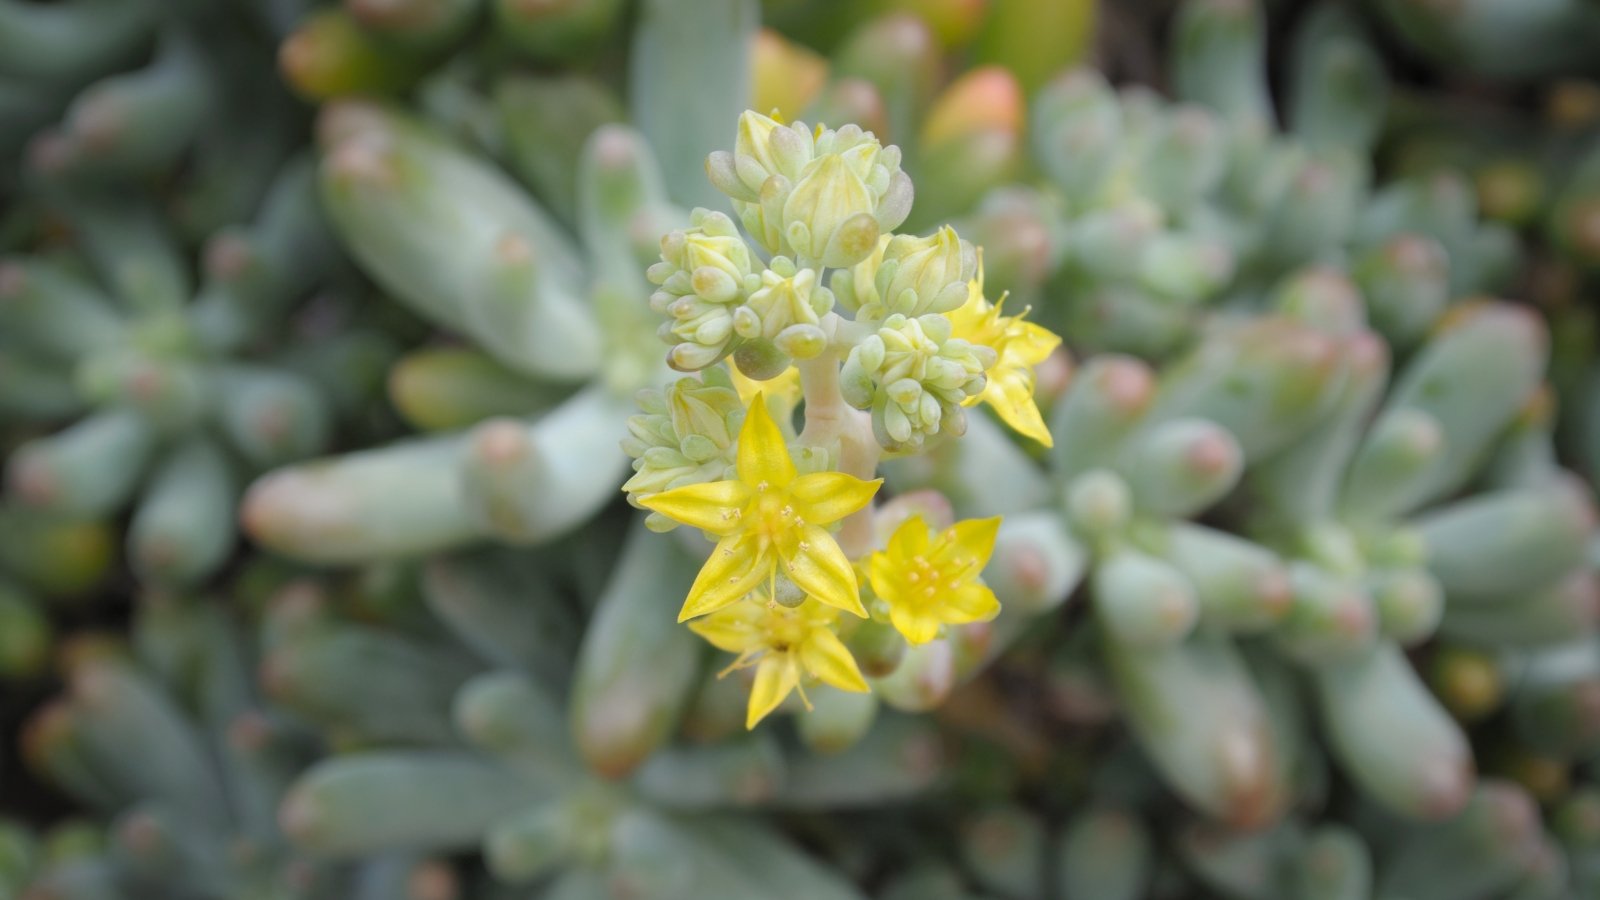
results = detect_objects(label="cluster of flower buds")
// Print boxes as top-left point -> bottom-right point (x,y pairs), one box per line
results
841,312 -> 993,451
646,209 -> 759,371
834,226 -> 976,319
619,376 -> 744,532
623,112 -> 1062,728
706,114 -> 913,268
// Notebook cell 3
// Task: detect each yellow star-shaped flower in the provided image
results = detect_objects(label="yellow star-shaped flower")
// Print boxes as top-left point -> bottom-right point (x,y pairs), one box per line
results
638,393 -> 881,621
729,363 -> 803,413
946,262 -> 1061,447
689,594 -> 869,729
868,514 -> 1002,645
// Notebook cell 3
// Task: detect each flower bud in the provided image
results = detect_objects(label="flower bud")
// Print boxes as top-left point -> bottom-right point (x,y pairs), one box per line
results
874,226 -> 976,317
775,324 -> 827,359
705,150 -> 752,202
743,259 -> 836,344
732,305 -> 762,339
738,172 -> 792,255
844,313 -> 990,451
717,112 -> 818,254
733,110 -> 810,192
732,338 -> 790,381
691,266 -> 740,303
675,214 -> 752,282
719,115 -> 912,265
784,155 -> 878,267
771,574 -> 808,608
840,354 -> 874,409
831,235 -> 891,314
669,341 -> 729,372
649,209 -> 758,371
878,169 -> 914,233
622,379 -> 743,528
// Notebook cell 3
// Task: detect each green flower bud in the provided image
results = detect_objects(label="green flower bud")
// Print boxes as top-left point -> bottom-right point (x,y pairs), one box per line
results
647,208 -> 759,371
831,234 -> 891,314
783,154 -> 879,268
744,172 -> 793,255
621,378 -> 743,530
775,323 -> 826,359
732,337 -> 790,381
856,225 -> 976,319
738,257 -> 835,355
666,339 -> 730,372
771,574 -> 808,607
708,111 -> 817,253
843,312 -> 993,451
711,114 -> 912,266
732,110 -> 812,194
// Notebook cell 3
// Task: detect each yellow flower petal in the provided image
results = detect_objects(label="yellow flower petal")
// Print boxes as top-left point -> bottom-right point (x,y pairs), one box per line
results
941,583 -> 1000,625
867,552 -> 905,607
780,525 -> 866,617
637,479 -> 752,535
941,516 -> 1001,573
870,514 -> 1006,645
889,604 -> 942,645
679,535 -> 770,621
735,394 -> 797,488
687,600 -> 766,654
789,472 -> 882,526
982,370 -> 1053,447
1006,319 -> 1062,366
799,627 -> 869,693
946,277 -> 989,337
731,365 -> 802,411
747,655 -> 799,729
886,514 -> 931,560
948,259 -> 1061,448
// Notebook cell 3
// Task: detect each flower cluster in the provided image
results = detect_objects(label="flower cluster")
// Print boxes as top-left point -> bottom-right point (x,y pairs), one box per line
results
620,376 -> 744,532
623,111 -> 1063,728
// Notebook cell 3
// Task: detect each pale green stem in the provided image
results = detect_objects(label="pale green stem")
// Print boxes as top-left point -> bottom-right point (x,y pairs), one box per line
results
796,342 -> 880,558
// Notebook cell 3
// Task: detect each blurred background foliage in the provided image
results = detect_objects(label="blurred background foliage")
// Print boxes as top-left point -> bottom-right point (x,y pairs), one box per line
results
2,0 -> 1600,897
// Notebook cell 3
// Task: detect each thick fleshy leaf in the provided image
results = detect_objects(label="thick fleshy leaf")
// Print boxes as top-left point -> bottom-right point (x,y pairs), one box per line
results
747,655 -> 799,728
734,394 -> 798,488
687,599 -> 765,654
638,479 -> 751,535
789,472 -> 881,526
889,605 -> 941,645
780,525 -> 866,617
679,535 -> 770,621
799,627 -> 869,693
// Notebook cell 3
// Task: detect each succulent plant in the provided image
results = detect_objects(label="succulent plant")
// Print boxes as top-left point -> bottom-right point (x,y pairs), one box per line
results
5,1 -> 1600,898
258,525 -> 943,897
1373,71 -> 1600,494
0,0 -> 402,590
0,506 -> 113,682
239,0 -> 760,565
19,589 -> 460,899
996,1 -> 1522,364
1365,0 -> 1600,84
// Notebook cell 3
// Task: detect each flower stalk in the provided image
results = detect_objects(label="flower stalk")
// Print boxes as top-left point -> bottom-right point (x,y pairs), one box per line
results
796,348 -> 881,558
